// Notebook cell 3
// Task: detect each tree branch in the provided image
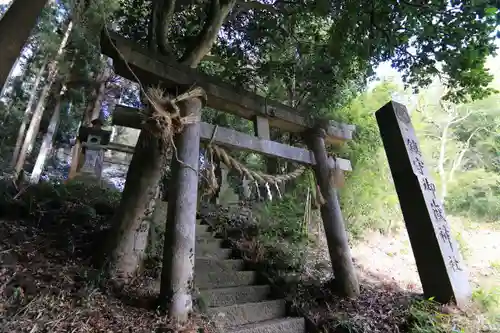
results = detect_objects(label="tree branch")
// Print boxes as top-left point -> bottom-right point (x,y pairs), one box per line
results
237,0 -> 279,13
449,109 -> 473,125
438,117 -> 450,198
176,0 -> 280,13
201,54 -> 223,62
180,0 -> 237,68
448,127 -> 487,184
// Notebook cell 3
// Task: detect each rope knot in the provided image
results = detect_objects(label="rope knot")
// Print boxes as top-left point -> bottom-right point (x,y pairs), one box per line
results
142,86 -> 205,145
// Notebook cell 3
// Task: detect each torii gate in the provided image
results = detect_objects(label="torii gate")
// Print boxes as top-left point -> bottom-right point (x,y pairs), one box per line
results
98,30 -> 360,317
94,30 -> 471,319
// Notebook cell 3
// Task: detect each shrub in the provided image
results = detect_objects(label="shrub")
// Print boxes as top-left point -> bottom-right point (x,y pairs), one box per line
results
473,286 -> 500,324
0,179 -> 120,219
446,169 -> 500,222
332,83 -> 404,239
406,298 -> 451,333
0,179 -> 121,259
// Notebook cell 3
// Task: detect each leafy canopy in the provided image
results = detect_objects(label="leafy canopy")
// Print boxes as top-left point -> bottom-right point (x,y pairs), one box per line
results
111,0 -> 499,116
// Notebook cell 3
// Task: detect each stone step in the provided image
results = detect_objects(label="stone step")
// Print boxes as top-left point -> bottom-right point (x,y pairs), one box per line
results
200,285 -> 270,307
197,242 -> 224,254
197,230 -> 214,239
207,299 -> 287,328
196,224 -> 210,234
227,317 -> 305,333
196,271 -> 256,289
195,258 -> 245,272
196,247 -> 232,259
196,237 -> 223,248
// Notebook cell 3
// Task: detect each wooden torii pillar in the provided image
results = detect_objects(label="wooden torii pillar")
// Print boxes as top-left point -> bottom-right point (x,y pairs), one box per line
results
376,101 -> 471,307
99,31 -> 360,310
111,105 -> 360,299
305,126 -> 359,297
159,94 -> 206,320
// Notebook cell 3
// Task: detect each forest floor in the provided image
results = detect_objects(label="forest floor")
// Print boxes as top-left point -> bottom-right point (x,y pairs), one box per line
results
0,217 -> 151,332
351,217 -> 500,331
0,215 -> 212,333
353,217 -> 500,293
1,194 -> 498,333
298,214 -> 500,332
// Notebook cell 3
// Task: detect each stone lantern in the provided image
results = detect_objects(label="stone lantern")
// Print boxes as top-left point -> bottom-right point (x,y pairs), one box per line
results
77,117 -> 111,181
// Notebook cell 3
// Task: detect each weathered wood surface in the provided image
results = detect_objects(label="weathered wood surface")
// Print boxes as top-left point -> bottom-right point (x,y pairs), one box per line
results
112,105 -> 352,172
254,116 -> 271,140
100,31 -> 355,145
376,101 -> 471,308
160,97 -> 203,320
82,141 -> 135,154
306,128 -> 359,297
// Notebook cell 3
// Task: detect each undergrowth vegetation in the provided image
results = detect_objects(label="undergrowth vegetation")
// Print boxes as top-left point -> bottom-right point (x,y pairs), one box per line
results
333,83 -> 404,239
0,178 -> 120,222
472,286 -> 500,325
1,81 -> 499,331
205,81 -> 500,332
0,179 -> 120,260
446,169 -> 500,222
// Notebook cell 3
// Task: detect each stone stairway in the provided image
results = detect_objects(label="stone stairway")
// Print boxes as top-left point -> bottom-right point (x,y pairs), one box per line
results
194,219 -> 305,333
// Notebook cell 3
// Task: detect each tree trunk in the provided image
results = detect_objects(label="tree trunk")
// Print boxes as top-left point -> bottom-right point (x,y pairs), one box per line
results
13,21 -> 73,176
0,51 -> 22,100
0,0 -> 48,91
438,120 -> 450,200
147,197 -> 169,259
11,56 -> 48,167
30,84 -> 65,183
179,0 -> 236,68
104,0 -> 231,319
105,129 -> 167,282
437,109 -> 472,201
90,68 -> 108,120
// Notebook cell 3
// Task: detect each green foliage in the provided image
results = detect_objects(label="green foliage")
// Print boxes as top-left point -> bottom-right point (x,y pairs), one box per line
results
410,81 -> 500,222
407,299 -> 451,333
0,179 -> 120,261
260,199 -> 307,243
0,179 -> 120,224
253,178 -> 311,274
213,0 -> 499,116
473,286 -> 500,323
446,169 -> 500,222
453,94 -> 500,172
110,0 -> 499,123
332,82 -> 403,238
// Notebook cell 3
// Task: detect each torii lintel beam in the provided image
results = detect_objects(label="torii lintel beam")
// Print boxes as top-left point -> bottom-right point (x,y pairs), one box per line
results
100,31 -> 355,146
112,105 -> 352,172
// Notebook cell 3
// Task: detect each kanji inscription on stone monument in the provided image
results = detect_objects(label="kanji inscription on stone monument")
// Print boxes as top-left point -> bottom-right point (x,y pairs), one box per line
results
376,101 -> 471,307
